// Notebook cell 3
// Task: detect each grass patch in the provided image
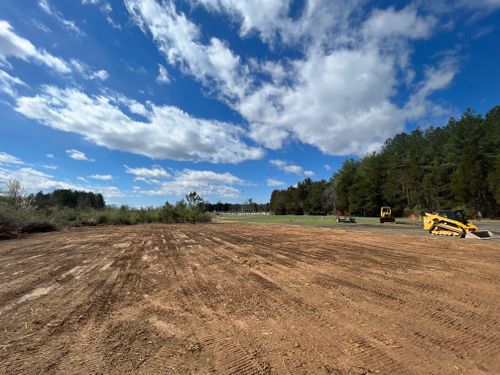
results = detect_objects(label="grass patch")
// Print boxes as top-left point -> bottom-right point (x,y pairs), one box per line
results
219,215 -> 383,226
218,215 -> 500,228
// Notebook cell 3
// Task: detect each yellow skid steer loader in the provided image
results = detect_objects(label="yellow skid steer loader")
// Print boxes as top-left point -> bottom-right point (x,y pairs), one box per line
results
380,206 -> 396,223
423,210 -> 494,239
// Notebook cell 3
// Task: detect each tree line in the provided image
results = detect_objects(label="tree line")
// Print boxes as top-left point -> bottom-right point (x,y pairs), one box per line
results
270,179 -> 334,215
31,189 -> 105,209
270,106 -> 500,218
204,201 -> 270,213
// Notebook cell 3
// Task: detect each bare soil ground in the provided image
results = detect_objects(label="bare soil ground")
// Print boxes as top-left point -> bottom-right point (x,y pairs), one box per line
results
0,223 -> 499,375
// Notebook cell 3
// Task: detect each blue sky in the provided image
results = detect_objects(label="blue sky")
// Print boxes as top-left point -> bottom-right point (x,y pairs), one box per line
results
0,0 -> 499,206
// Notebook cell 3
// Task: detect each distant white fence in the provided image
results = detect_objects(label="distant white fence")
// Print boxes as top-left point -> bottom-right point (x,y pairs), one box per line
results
216,212 -> 271,216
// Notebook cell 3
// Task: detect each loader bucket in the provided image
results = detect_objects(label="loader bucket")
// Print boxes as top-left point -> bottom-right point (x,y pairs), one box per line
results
465,230 -> 495,239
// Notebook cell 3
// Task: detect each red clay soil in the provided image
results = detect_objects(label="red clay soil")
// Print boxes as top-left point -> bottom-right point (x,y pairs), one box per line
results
0,223 -> 499,374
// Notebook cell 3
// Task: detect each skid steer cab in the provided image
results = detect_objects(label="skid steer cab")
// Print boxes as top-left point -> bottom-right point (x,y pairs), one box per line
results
423,210 -> 495,239
380,206 -> 395,223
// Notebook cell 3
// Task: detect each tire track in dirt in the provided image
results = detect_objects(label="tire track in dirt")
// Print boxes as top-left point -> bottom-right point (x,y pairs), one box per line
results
1,223 -> 499,374
161,229 -> 273,375
0,229 -> 151,374
205,225 -> 498,374
186,229 -> 407,374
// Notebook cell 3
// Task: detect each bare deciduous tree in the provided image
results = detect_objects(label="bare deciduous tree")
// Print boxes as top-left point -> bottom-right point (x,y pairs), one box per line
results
5,179 -> 24,207
7,179 -> 23,199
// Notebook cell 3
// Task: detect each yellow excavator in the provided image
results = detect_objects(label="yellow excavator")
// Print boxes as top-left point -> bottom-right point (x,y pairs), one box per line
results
423,210 -> 494,239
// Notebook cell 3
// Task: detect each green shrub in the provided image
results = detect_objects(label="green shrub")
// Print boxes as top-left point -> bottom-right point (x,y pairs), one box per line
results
195,212 -> 213,223
75,209 -> 109,226
0,204 -> 58,238
49,208 -> 79,227
0,198 -> 212,240
0,205 -> 25,239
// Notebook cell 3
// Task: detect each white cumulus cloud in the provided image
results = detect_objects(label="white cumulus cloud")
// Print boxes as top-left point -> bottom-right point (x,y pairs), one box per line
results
66,149 -> 94,161
362,6 -> 436,40
0,20 -> 71,74
124,1 -> 456,157
266,178 -> 285,187
270,160 -> 314,177
125,165 -> 170,179
0,163 -> 124,199
70,59 -> 109,81
0,151 -> 24,165
89,174 -> 113,180
197,0 -> 291,42
0,69 -> 26,96
0,166 -> 70,191
16,86 -> 263,164
42,164 -> 58,170
139,169 -> 245,198
0,151 -> 123,200
156,64 -> 170,84
0,20 -> 107,81
125,0 -> 249,101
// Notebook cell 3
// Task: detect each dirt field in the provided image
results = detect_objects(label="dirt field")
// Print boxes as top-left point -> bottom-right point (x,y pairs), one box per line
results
0,223 -> 499,375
